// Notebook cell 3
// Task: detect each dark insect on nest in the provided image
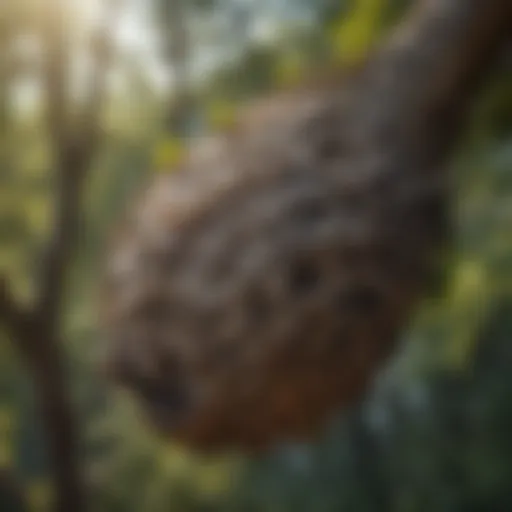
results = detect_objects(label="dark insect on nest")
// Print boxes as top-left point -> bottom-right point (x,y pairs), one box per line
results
101,0 -> 510,451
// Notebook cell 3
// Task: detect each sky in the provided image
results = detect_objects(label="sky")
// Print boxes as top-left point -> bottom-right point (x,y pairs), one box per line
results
77,0 -> 280,88
78,0 -> 313,89
11,0 -> 314,113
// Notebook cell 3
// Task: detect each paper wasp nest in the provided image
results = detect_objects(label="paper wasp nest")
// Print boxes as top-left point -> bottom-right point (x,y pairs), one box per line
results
101,82 -> 447,451
100,0 -> 512,450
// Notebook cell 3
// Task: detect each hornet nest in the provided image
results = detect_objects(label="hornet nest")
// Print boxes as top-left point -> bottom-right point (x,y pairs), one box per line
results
101,0 -> 510,451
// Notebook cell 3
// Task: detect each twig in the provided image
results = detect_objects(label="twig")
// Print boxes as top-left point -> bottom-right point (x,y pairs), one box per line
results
37,1 -> 117,328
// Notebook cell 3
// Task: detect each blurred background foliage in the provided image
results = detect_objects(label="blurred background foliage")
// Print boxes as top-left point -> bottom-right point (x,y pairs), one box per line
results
0,0 -> 511,510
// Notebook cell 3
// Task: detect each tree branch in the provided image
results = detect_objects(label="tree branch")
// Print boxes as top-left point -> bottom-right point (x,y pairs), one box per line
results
27,334 -> 86,512
36,0 -> 74,329
347,0 -> 511,153
10,3 -> 119,512
37,1 -> 116,328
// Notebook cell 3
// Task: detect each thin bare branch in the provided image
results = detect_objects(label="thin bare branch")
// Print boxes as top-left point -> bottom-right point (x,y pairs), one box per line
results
37,1 -> 118,327
36,0 -> 74,328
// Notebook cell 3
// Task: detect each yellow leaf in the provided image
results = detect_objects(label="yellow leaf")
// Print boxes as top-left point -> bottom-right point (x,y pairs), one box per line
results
153,137 -> 185,170
330,0 -> 385,65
